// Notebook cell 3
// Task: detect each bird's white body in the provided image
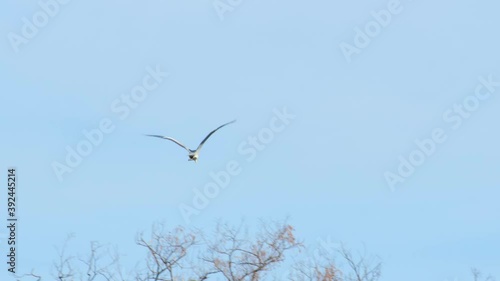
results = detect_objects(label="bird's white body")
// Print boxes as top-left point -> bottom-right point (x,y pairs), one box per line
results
188,150 -> 199,162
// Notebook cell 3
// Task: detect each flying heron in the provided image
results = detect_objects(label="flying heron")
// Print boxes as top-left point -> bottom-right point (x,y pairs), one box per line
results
146,120 -> 236,163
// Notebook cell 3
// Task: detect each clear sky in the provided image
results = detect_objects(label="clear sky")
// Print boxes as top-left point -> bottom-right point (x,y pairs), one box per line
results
1,0 -> 499,280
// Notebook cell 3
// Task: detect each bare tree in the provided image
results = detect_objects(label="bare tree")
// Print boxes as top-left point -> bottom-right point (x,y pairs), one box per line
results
201,219 -> 301,281
289,259 -> 341,281
15,270 -> 42,281
16,234 -> 122,281
16,219 -> 386,281
286,241 -> 379,281
53,233 -> 76,281
135,224 -> 197,281
472,268 -> 495,281
334,244 -> 381,281
77,241 -> 121,281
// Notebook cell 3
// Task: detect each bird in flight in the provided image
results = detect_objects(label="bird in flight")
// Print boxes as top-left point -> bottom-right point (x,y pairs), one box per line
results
146,120 -> 236,163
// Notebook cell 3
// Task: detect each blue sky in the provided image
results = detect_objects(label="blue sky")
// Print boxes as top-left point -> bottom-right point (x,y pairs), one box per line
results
1,0 -> 499,280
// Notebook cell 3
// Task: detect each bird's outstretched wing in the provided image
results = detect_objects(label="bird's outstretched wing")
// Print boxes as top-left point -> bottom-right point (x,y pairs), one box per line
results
145,135 -> 191,152
195,120 -> 236,152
